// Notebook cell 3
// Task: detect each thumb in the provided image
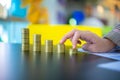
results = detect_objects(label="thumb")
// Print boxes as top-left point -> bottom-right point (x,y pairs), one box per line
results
82,43 -> 94,52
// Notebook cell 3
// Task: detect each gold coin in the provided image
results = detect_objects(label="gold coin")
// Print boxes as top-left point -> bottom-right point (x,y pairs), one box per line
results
22,44 -> 29,51
22,34 -> 29,39
69,48 -> 77,55
22,28 -> 29,34
22,39 -> 29,44
45,40 -> 53,53
33,34 -> 41,41
33,44 -> 41,52
33,34 -> 41,52
57,43 -> 65,53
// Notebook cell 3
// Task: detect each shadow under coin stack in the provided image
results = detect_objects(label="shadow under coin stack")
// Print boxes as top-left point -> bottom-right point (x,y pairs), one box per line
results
22,28 -> 29,52
33,34 -> 41,53
45,40 -> 53,53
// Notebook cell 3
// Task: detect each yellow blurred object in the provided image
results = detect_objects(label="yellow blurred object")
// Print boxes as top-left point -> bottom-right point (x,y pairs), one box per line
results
21,0 -> 43,8
21,0 -> 49,24
28,25 -> 102,47
21,0 -> 32,8
100,0 -> 120,10
27,5 -> 41,23
27,6 -> 49,24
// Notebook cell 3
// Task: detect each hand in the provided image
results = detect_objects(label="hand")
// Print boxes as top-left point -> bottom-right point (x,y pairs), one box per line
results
60,29 -> 116,52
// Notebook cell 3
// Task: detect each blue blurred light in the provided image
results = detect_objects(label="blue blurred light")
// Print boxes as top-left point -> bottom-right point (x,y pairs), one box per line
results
72,11 -> 85,25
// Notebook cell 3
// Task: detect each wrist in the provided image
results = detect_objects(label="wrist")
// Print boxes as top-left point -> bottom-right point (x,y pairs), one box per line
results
103,38 -> 116,48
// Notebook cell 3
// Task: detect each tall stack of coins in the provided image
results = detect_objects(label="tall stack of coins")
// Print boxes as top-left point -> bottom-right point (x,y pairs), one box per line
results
69,48 -> 77,55
22,28 -> 29,52
45,40 -> 53,53
33,34 -> 41,52
57,44 -> 65,53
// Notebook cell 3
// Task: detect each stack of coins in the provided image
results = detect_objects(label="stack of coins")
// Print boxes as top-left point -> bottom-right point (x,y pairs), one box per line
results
22,28 -> 29,52
33,34 -> 41,52
57,44 -> 65,53
45,40 -> 53,53
69,48 -> 77,55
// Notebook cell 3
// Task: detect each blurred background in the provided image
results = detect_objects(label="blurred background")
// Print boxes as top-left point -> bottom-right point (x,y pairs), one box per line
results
0,0 -> 120,43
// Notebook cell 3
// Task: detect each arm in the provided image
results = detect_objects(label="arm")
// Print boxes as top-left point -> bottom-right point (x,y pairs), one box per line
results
104,24 -> 120,46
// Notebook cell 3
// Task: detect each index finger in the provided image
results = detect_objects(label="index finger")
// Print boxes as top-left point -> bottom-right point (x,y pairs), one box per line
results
60,29 -> 76,44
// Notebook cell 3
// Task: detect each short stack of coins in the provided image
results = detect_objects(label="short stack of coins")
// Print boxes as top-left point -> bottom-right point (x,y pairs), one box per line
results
45,40 -> 53,53
22,28 -> 29,52
57,44 -> 65,53
33,34 -> 41,52
69,48 -> 77,55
